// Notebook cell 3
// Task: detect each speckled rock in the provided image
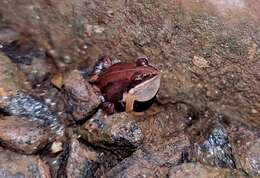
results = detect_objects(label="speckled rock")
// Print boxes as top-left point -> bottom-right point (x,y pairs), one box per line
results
81,110 -> 143,151
0,147 -> 51,178
0,116 -> 53,154
60,138 -> 118,178
0,41 -> 53,86
228,122 -> 260,176
105,133 -> 190,178
0,52 -> 30,102
194,126 -> 236,169
63,70 -> 100,121
169,163 -> 248,178
64,138 -> 99,178
3,92 -> 64,136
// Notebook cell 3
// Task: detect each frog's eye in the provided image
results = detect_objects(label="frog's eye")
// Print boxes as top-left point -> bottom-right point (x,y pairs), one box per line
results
136,57 -> 149,66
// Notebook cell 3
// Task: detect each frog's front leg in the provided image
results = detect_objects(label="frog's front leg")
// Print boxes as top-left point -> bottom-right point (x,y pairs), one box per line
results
123,92 -> 135,112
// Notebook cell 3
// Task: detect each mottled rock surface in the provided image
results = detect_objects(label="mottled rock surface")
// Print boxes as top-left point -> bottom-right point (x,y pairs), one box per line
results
169,163 -> 248,178
0,52 -> 30,100
3,92 -> 64,136
106,133 -> 190,178
228,122 -> 260,176
0,147 -> 51,178
81,110 -> 143,151
62,138 -> 118,178
0,116 -> 53,154
63,70 -> 100,121
194,126 -> 236,169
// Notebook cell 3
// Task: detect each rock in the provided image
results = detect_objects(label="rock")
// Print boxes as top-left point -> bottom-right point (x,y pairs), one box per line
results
194,126 -> 236,169
228,122 -> 260,176
63,138 -> 118,178
169,163 -> 248,178
81,110 -> 143,152
0,147 -> 51,178
3,92 -> 64,136
50,141 -> 63,154
65,138 -> 99,178
0,116 -> 53,154
0,52 -> 30,99
0,41 -> 53,86
0,28 -> 19,43
106,133 -> 190,177
192,56 -> 210,68
63,70 -> 100,121
187,111 -> 236,169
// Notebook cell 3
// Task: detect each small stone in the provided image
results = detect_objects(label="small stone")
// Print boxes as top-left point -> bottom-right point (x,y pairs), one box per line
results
51,72 -> 63,89
192,56 -> 210,68
63,55 -> 72,64
50,141 -> 63,154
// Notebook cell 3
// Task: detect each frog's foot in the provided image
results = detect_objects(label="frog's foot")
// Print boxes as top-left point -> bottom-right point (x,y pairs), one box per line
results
102,102 -> 115,115
123,93 -> 135,113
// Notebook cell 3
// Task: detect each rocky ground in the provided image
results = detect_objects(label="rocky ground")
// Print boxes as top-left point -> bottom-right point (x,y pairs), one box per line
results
0,0 -> 259,177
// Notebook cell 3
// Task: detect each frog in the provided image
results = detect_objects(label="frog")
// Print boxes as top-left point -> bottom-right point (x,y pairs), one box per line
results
89,56 -> 160,114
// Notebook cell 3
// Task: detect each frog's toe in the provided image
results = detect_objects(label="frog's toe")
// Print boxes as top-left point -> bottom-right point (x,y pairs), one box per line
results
89,74 -> 99,83
102,102 -> 115,115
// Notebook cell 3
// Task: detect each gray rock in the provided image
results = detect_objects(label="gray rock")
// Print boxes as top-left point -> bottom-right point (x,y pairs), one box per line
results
195,126 -> 236,169
4,92 -> 64,136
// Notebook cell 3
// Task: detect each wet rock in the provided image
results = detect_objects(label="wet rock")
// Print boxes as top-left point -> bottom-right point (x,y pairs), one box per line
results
81,110 -> 143,152
63,70 -> 100,121
0,147 -> 51,178
0,116 -> 53,154
0,41 -> 53,86
3,92 -> 64,136
64,138 -> 99,178
195,126 -> 236,169
0,28 -> 19,43
169,163 -> 248,178
0,52 -> 30,99
106,133 -> 190,177
60,138 -> 118,178
228,123 -> 260,176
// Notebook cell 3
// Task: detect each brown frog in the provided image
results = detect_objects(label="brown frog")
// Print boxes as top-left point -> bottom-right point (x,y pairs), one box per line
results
90,56 -> 160,114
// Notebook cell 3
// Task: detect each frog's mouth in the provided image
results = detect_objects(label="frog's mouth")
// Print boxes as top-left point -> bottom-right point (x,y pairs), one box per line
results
124,74 -> 161,102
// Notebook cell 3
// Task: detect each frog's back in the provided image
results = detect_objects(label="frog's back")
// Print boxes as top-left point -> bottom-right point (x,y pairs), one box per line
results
96,63 -> 137,89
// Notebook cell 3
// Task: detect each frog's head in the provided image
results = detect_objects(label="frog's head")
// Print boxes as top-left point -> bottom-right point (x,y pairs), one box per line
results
131,57 -> 159,84
124,57 -> 161,106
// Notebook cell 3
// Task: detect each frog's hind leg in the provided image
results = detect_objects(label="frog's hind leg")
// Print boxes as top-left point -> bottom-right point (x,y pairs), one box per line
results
123,93 -> 135,112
